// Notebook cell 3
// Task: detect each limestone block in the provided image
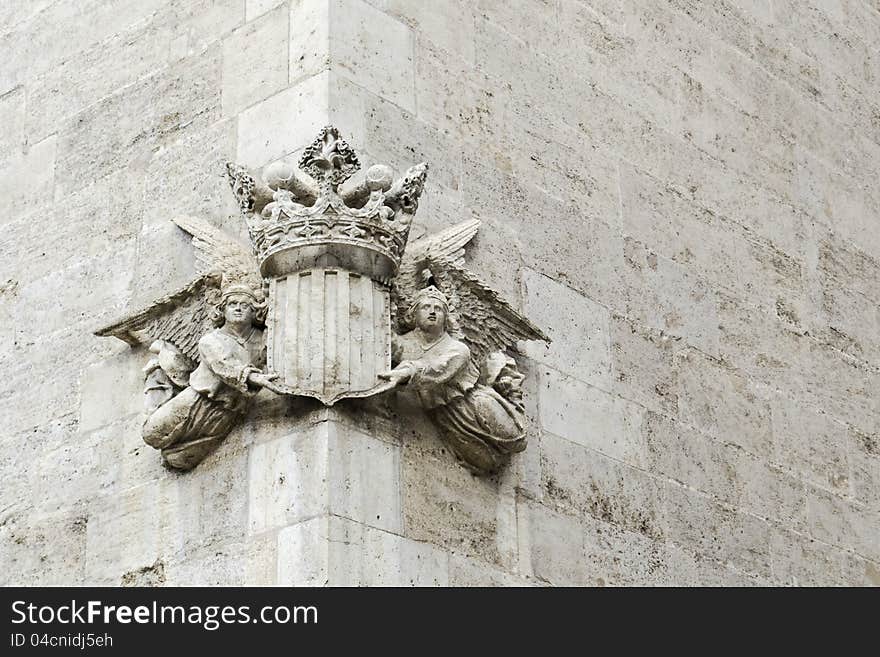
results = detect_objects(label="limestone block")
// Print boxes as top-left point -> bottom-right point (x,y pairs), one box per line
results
461,215 -> 523,306
222,6 -> 289,116
414,38 -> 502,145
0,1 -> 56,38
162,448 -> 251,558
662,543 -> 759,587
142,120 -> 239,229
236,73 -> 330,168
367,0 -> 476,62
277,515 -> 449,586
326,422 -> 402,533
164,0 -> 246,55
839,552 -> 880,587
580,513 -> 671,587
55,48 -> 222,196
14,243 -> 133,337
474,14 -> 558,110
129,224 -> 198,308
623,238 -> 720,356
276,517 -> 330,586
518,501 -> 590,586
848,428 -> 880,510
290,0 -> 415,110
331,0 -> 414,111
814,283 -> 880,366
522,269 -> 612,388
84,482 -> 167,585
401,439 -> 505,564
30,415 -> 144,515
0,429 -> 42,512
289,0 -> 331,82
540,431 -> 664,539
768,527 -> 852,586
80,350 -> 144,433
804,486 -> 879,562
610,315 -> 682,415
361,94 -> 461,192
793,339 -> 879,436
327,516 -> 449,586
2,173 -> 143,287
769,396 -> 851,495
663,482 -> 773,579
0,134 -> 55,220
644,410 -> 807,531
25,21 -> 179,143
460,155 -> 626,312
248,421 -> 402,534
0,509 -> 87,586
0,0 -> 169,93
675,349 -> 774,459
165,533 -> 276,585
448,554 -> 532,587
714,291 -> 809,386
539,368 -> 644,467
326,74 -> 369,149
0,86 -> 24,165
247,0 -> 286,20
476,0 -> 556,54
619,164 -> 806,318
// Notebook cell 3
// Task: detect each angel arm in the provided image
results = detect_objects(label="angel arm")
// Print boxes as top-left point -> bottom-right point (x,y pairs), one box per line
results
383,334 -> 471,388
196,332 -> 261,394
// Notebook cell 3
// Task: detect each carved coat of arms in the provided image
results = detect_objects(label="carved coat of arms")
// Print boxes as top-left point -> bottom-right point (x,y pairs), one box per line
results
97,126 -> 548,474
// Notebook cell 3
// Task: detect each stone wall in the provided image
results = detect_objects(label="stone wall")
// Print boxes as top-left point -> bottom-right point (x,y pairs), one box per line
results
1,0 -> 878,585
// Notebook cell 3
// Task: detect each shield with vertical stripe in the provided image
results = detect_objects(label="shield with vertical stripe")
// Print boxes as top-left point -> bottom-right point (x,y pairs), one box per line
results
266,268 -> 394,405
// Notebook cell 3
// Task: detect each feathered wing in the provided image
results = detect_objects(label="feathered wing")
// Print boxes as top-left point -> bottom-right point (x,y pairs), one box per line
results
94,273 -> 221,363
171,215 -> 262,289
427,253 -> 550,364
393,218 -> 481,314
393,218 -> 549,361
96,217 -> 261,362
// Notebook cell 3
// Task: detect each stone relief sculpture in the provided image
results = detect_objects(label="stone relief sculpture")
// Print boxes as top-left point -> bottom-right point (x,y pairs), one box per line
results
95,217 -> 284,469
382,223 -> 548,474
96,126 -> 548,474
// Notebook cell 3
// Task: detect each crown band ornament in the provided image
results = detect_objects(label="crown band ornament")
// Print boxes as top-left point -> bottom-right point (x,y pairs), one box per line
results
227,126 -> 428,283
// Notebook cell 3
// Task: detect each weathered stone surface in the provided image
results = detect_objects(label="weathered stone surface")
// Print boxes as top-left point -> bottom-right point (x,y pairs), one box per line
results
4,0 -> 879,587
237,73 -> 330,167
277,515 -> 449,586
55,48 -> 222,196
522,269 -> 612,388
222,6 -> 289,116
0,86 -> 24,165
402,435 -> 508,564
249,421 -> 402,535
539,368 -> 645,467
540,431 -> 663,539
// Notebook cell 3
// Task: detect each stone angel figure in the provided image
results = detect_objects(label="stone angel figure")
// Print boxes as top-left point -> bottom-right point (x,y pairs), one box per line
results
95,216 -> 283,470
380,219 -> 550,475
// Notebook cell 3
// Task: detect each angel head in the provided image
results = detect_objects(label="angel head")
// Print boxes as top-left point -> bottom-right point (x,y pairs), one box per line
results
403,286 -> 454,335
211,283 -> 268,328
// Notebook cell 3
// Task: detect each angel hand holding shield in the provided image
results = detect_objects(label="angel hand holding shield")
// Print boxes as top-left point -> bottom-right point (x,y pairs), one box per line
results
380,219 -> 548,475
380,286 -> 528,475
142,284 -> 283,469
97,215 -> 284,470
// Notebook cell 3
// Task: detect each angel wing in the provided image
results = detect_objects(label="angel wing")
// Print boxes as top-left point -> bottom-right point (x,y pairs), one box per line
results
393,219 -> 550,363
170,215 -> 262,290
95,216 -> 261,362
395,218 -> 482,300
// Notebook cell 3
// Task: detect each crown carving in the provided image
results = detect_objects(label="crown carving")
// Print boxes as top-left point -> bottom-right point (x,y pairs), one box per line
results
226,126 -> 428,283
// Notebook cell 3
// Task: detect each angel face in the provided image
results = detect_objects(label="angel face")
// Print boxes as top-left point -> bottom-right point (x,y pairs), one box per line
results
414,300 -> 447,335
224,294 -> 256,326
